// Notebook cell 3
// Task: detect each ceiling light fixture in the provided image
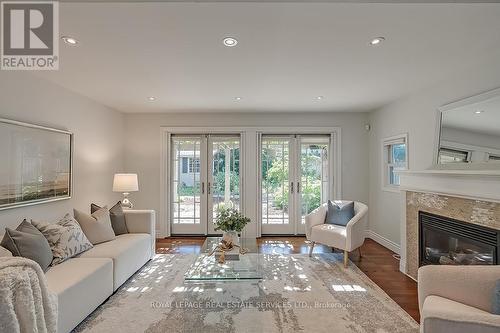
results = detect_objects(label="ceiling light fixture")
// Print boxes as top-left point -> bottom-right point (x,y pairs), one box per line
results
316,96 -> 324,100
370,37 -> 385,46
148,96 -> 156,101
474,110 -> 484,114
235,97 -> 242,101
61,36 -> 78,45
223,37 -> 238,47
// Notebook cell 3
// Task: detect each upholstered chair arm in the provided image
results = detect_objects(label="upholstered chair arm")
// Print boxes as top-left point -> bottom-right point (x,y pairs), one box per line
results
418,265 -> 500,313
345,202 -> 368,251
305,205 -> 327,240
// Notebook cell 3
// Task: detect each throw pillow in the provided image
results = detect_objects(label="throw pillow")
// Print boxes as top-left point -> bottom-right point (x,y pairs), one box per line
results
1,220 -> 53,272
324,200 -> 355,226
32,214 -> 93,266
493,279 -> 500,315
91,202 -> 128,235
74,207 -> 116,245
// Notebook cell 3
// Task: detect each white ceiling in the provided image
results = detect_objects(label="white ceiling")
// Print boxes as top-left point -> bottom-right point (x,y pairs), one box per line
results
34,2 -> 500,113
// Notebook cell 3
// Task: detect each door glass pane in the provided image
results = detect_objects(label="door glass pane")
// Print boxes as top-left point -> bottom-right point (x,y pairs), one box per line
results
211,138 -> 240,221
300,137 -> 329,223
261,138 -> 290,225
172,138 -> 201,225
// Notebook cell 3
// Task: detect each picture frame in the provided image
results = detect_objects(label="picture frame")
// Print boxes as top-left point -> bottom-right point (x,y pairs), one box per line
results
0,118 -> 73,210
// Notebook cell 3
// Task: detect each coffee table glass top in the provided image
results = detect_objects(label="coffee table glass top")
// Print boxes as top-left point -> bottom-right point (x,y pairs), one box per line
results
184,237 -> 263,281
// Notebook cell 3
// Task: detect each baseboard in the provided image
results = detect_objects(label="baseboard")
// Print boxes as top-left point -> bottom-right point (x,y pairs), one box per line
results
365,230 -> 401,255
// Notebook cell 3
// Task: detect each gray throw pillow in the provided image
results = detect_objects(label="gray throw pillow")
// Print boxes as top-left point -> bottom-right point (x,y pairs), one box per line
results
91,202 -> 128,235
493,280 -> 500,315
1,220 -> 53,272
32,214 -> 93,266
324,200 -> 355,226
74,207 -> 116,245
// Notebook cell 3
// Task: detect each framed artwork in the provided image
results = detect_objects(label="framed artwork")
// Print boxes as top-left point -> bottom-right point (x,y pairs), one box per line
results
0,118 -> 73,210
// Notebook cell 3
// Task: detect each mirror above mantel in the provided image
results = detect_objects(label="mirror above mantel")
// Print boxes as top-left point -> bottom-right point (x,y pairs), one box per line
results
436,87 -> 500,168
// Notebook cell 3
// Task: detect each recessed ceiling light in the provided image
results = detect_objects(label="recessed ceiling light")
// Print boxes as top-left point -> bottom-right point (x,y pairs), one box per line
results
474,110 -> 484,114
223,37 -> 238,47
148,96 -> 156,101
61,36 -> 78,45
370,37 -> 385,46
316,96 -> 324,100
235,97 -> 242,101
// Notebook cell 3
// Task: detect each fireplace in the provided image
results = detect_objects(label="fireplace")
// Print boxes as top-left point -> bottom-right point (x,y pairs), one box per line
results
419,211 -> 500,266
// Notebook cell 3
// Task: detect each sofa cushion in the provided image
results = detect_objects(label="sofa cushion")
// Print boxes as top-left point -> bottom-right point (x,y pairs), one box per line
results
325,200 -> 355,226
1,220 -> 53,271
46,258 -> 113,333
422,295 -> 500,333
311,223 -> 347,248
32,214 -> 93,266
74,207 -> 116,245
77,233 -> 151,291
92,202 -> 129,235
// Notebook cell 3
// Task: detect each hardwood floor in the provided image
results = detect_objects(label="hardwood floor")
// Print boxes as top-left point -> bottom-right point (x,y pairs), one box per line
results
155,236 -> 420,322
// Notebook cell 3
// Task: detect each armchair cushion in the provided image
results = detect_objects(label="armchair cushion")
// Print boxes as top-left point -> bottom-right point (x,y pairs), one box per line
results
421,295 -> 500,333
325,200 -> 355,226
311,224 -> 346,248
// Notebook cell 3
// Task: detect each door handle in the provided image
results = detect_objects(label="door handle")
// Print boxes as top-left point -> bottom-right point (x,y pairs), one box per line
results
290,182 -> 294,193
297,182 -> 300,193
208,182 -> 211,195
201,182 -> 205,194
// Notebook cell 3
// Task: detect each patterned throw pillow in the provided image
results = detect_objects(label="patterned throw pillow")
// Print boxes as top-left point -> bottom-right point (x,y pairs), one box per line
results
32,214 -> 93,266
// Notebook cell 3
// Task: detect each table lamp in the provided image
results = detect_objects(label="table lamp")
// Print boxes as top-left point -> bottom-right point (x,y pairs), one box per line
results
113,173 -> 139,209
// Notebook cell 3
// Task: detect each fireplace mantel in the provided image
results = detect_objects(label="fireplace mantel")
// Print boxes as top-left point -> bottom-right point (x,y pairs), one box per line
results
398,169 -> 500,202
398,169 -> 500,280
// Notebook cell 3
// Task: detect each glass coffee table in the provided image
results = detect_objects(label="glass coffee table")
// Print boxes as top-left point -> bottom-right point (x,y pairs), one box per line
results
184,237 -> 263,281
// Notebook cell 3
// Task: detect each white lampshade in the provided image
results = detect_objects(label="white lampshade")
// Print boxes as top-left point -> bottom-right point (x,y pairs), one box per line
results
113,174 -> 139,193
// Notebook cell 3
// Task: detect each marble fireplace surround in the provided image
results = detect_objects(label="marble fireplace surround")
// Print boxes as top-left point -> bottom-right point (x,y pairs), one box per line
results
398,170 -> 500,280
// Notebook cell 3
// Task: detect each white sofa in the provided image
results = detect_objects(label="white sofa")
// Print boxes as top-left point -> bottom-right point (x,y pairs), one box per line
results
0,209 -> 155,333
305,201 -> 368,267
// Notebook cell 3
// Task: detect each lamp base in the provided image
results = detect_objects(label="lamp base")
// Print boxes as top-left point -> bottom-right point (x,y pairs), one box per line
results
121,193 -> 133,209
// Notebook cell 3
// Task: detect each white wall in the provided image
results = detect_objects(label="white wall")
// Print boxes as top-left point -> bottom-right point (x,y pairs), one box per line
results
0,72 -> 124,230
124,112 -> 370,237
368,51 -> 500,250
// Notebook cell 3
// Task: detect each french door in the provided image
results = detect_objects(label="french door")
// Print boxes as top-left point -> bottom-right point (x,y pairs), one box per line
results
260,135 -> 331,235
171,135 -> 241,235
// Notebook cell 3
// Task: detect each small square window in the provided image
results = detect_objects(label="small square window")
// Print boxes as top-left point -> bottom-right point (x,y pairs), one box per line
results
383,134 -> 408,191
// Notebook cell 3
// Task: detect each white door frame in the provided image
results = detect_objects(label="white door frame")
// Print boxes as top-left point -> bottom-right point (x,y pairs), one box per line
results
159,126 -> 341,238
206,135 -> 242,235
259,134 -> 335,235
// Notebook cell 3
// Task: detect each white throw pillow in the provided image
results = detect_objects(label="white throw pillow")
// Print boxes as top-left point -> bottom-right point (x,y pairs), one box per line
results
32,214 -> 93,266
74,207 -> 116,245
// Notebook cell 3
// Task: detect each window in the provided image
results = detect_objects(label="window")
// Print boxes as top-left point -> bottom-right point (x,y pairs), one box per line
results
438,148 -> 470,164
181,157 -> 200,174
188,157 -> 200,173
383,134 -> 408,191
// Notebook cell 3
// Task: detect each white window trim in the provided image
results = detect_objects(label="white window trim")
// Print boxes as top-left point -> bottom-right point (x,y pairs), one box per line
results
381,133 -> 409,193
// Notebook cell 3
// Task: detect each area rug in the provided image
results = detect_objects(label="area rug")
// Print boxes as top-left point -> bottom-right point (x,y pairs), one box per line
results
74,253 -> 419,333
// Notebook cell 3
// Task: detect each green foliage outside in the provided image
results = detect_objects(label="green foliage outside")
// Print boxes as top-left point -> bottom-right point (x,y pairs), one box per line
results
262,146 -> 325,215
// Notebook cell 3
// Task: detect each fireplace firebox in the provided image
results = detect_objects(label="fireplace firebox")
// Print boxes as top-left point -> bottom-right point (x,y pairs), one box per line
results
419,211 -> 500,267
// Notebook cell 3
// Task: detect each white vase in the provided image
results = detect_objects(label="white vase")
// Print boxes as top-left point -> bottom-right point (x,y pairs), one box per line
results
222,230 -> 239,245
